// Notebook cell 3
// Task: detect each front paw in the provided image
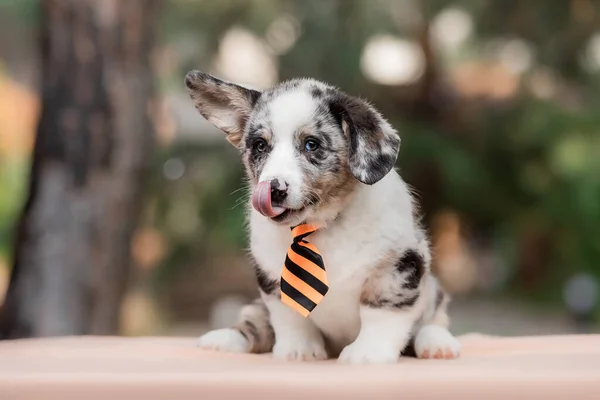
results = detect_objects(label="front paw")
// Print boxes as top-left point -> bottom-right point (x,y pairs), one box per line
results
338,339 -> 400,365
414,325 -> 461,359
197,328 -> 250,353
273,335 -> 328,362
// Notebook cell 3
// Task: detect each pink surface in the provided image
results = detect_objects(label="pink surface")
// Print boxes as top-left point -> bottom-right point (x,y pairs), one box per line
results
1,334 -> 599,399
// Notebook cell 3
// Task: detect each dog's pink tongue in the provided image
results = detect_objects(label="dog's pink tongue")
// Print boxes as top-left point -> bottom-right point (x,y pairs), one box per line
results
252,181 -> 286,217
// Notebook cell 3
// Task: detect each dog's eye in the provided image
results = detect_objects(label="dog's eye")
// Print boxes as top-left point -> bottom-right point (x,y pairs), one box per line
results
253,139 -> 268,153
304,139 -> 320,152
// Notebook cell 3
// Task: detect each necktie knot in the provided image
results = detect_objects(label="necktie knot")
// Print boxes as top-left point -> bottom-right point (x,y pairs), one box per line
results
291,223 -> 319,242
280,223 -> 328,317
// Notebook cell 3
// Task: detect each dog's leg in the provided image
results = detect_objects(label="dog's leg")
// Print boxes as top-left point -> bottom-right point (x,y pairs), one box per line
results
252,262 -> 327,361
197,298 -> 274,354
264,295 -> 328,361
338,249 -> 428,364
414,281 -> 461,359
338,303 -> 424,364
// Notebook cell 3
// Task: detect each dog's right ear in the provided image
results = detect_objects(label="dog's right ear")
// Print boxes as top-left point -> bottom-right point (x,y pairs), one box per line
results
184,70 -> 261,148
327,92 -> 401,185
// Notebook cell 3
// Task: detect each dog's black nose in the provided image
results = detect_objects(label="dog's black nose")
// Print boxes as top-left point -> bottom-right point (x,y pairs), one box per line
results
270,179 -> 288,204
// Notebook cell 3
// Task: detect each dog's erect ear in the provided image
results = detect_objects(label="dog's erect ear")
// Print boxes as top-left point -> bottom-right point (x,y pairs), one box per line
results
184,70 -> 261,147
328,93 -> 401,185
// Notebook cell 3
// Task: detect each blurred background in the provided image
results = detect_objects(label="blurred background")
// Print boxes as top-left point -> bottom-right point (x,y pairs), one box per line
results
0,0 -> 599,340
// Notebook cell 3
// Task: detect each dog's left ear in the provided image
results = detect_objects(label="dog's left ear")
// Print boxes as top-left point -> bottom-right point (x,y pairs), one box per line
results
328,93 -> 401,185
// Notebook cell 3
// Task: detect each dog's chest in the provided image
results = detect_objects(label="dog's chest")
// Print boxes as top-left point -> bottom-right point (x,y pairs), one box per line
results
306,233 -> 368,346
251,220 -> 382,347
252,221 -> 375,288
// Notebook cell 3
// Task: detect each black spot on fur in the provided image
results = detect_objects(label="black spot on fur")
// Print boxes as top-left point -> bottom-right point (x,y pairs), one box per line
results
325,91 -> 400,185
398,250 -> 425,290
307,156 -> 323,168
236,328 -> 249,342
311,87 -> 324,98
306,148 -> 328,167
253,264 -> 278,296
401,337 -> 417,358
184,73 -> 198,90
248,124 -> 264,135
360,249 -> 426,311
364,152 -> 396,183
318,131 -> 332,148
241,320 -> 259,344
327,99 -> 347,127
392,292 -> 419,308
325,87 -> 338,97
361,292 -> 419,310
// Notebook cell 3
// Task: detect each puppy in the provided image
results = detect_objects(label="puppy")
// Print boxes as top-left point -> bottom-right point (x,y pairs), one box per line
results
184,71 -> 460,364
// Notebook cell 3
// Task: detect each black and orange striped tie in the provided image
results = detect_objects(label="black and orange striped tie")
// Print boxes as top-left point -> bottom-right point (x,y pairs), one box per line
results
280,223 -> 329,317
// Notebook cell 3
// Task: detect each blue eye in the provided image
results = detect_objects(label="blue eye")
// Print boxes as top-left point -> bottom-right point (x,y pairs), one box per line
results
304,139 -> 320,152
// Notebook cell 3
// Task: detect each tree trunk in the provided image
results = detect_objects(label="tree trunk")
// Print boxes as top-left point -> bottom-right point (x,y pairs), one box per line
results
0,0 -> 159,339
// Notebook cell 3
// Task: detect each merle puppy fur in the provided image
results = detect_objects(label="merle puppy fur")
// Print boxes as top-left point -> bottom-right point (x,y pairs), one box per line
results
185,70 -> 460,364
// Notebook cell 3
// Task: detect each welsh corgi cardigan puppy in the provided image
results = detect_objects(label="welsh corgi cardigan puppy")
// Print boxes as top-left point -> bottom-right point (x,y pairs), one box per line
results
185,71 -> 460,364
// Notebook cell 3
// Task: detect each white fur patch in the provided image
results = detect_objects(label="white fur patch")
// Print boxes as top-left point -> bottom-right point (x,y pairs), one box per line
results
264,295 -> 328,361
337,338 -> 399,365
337,301 -> 423,365
273,335 -> 328,362
197,328 -> 250,353
414,325 -> 461,359
268,88 -> 317,136
258,88 -> 319,207
258,139 -> 304,207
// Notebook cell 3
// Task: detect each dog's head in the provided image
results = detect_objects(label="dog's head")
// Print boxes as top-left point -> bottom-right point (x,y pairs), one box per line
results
185,71 -> 401,226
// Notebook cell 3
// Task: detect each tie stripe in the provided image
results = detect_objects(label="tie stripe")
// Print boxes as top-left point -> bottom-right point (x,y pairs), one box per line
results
297,240 -> 319,254
281,280 -> 316,316
286,249 -> 328,283
284,257 -> 328,295
280,224 -> 329,317
290,242 -> 324,268
281,292 -> 311,317
281,267 -> 324,304
290,242 -> 325,269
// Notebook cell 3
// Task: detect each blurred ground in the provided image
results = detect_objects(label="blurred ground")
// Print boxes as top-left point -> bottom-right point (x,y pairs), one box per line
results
163,296 -> 574,339
449,298 -> 573,336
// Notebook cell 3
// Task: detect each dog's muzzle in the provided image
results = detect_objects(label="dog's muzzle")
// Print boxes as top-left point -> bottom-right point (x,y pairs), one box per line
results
251,180 -> 287,218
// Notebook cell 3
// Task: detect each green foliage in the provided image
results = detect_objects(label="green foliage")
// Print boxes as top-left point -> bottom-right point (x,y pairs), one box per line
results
0,156 -> 28,265
145,141 -> 248,285
0,0 -> 39,25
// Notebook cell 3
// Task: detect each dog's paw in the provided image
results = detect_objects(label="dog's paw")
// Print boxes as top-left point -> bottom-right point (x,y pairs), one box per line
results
197,328 -> 250,353
273,335 -> 328,362
414,325 -> 460,359
337,339 -> 399,365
